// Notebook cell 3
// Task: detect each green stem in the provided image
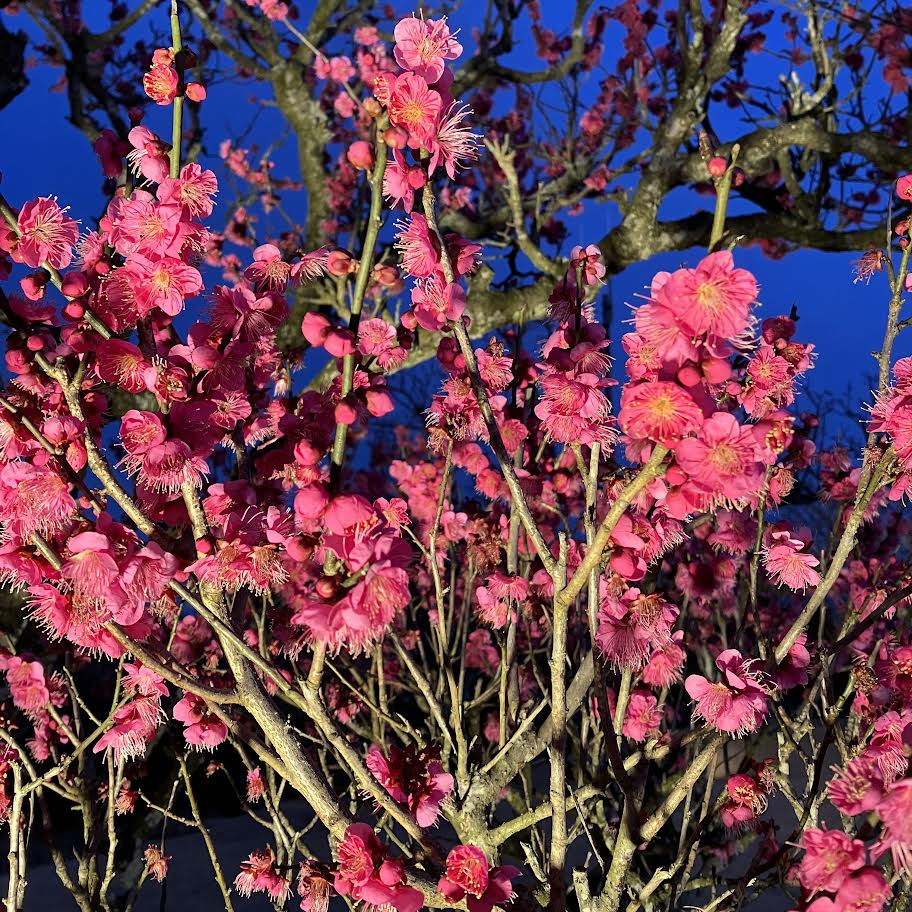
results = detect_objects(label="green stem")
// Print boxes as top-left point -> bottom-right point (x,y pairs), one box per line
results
169,0 -> 184,179
330,123 -> 388,481
708,144 -> 740,250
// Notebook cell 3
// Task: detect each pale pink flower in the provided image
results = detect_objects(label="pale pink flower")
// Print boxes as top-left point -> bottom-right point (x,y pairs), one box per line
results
763,530 -> 821,591
393,15 -> 463,83
684,649 -> 768,735
396,213 -> 440,278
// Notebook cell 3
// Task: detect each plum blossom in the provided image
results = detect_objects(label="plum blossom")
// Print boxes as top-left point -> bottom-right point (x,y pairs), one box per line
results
235,846 -> 291,901
393,15 -> 462,83
15,197 -> 79,269
684,649 -> 768,735
334,824 -> 423,912
172,693 -> 228,750
764,529 -> 821,592
437,845 -> 521,912
366,743 -> 453,826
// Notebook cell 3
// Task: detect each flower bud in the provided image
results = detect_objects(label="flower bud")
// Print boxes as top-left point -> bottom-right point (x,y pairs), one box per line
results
61,271 -> 88,299
334,398 -> 358,425
326,249 -> 354,276
346,140 -> 375,171
315,576 -> 339,600
383,127 -> 408,150
373,264 -> 401,287
707,156 -> 728,178
20,269 -> 49,301
185,82 -> 207,103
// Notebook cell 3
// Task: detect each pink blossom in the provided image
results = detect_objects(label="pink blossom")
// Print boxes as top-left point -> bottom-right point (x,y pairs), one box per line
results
798,828 -> 867,895
172,693 -> 228,749
684,649 -> 768,735
143,63 -> 179,104
570,244 -> 605,286
675,412 -> 764,502
828,754 -> 885,816
235,846 -> 291,902
535,371 -> 614,446
394,15 -> 463,83
157,163 -> 218,218
124,253 -> 202,317
437,845 -> 521,912
335,824 -> 423,912
720,772 -> 769,829
410,272 -> 465,331
366,743 -> 453,827
426,104 -> 478,179
127,126 -> 171,184
242,244 -> 292,294
96,339 -> 151,393
94,699 -> 160,763
802,868 -> 890,912
388,73 -> 442,144
618,381 -> 704,448
4,657 -> 49,715
384,150 -> 427,212
764,530 -> 821,591
658,251 -> 757,340
0,461 -> 75,538
596,588 -> 678,670
15,197 -> 79,269
621,689 -> 662,741
876,778 -> 912,872
396,213 -> 440,278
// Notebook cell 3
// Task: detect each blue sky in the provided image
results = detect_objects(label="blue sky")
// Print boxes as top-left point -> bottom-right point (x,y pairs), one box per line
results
0,0 -> 905,445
